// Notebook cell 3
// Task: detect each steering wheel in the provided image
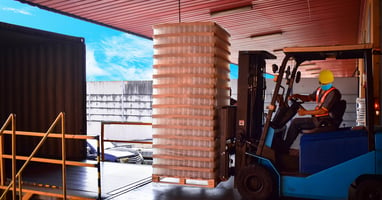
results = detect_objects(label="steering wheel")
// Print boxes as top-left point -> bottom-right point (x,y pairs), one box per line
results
289,97 -> 304,109
270,96 -> 303,129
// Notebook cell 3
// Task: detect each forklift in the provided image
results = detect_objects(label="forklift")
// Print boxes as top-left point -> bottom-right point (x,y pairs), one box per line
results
220,44 -> 382,200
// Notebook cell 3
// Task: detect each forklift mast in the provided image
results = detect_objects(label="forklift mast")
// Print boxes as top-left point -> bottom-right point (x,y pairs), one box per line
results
234,51 -> 276,177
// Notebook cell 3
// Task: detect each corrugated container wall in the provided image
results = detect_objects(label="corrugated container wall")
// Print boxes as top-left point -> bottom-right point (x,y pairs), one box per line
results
0,22 -> 86,160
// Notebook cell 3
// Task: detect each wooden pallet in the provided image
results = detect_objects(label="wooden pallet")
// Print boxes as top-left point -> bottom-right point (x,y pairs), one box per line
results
152,175 -> 219,188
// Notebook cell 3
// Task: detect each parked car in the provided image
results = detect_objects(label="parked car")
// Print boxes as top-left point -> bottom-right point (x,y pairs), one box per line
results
86,140 -> 143,164
132,147 -> 153,165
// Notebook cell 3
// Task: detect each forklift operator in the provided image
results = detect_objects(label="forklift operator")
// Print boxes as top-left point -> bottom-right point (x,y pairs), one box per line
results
281,69 -> 342,152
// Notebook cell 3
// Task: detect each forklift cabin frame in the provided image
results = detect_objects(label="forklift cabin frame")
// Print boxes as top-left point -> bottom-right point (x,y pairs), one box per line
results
257,44 -> 375,158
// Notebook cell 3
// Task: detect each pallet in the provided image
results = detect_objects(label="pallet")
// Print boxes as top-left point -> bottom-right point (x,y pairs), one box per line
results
152,175 -> 219,188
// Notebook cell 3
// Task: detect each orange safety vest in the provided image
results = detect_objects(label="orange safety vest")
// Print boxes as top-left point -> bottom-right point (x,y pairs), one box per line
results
314,87 -> 336,117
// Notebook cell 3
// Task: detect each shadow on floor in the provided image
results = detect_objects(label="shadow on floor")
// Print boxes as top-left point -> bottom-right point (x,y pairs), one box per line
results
113,176 -> 318,200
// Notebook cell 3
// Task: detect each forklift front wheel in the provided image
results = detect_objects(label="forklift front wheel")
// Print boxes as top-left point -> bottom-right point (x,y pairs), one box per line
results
349,179 -> 382,200
237,164 -> 276,200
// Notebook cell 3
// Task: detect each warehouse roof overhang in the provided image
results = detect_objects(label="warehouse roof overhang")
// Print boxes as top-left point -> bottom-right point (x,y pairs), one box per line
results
17,0 -> 365,78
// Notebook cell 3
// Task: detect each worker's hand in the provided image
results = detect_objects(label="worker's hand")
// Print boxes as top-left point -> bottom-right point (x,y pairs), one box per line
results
267,104 -> 275,111
297,108 -> 307,116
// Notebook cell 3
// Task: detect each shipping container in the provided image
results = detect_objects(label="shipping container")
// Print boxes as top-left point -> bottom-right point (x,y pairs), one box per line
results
0,22 -> 86,161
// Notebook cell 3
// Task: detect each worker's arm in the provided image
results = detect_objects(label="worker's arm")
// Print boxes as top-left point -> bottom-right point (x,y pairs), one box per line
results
298,107 -> 328,116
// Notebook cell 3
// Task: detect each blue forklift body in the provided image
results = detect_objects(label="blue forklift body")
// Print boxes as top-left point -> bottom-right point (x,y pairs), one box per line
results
257,128 -> 382,200
282,151 -> 375,200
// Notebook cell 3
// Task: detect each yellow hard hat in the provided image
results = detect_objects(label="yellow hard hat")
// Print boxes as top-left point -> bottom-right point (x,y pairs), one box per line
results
318,69 -> 334,84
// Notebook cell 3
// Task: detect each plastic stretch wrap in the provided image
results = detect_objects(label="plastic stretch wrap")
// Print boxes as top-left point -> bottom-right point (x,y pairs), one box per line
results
152,22 -> 230,181
153,128 -> 215,137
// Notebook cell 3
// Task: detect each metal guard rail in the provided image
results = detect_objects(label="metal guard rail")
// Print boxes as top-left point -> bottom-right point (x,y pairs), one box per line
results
100,121 -> 152,161
0,112 -> 101,200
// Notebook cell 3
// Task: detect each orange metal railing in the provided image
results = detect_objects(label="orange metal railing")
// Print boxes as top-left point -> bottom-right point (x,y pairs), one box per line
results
0,113 -> 101,200
100,121 -> 152,161
0,113 -> 16,199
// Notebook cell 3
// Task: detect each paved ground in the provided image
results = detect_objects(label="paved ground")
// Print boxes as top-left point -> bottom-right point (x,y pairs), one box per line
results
112,176 -> 320,200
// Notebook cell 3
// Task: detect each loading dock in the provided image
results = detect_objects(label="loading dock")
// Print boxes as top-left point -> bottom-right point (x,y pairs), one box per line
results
17,162 -> 152,199
0,112 -> 152,199
1,0 -> 380,199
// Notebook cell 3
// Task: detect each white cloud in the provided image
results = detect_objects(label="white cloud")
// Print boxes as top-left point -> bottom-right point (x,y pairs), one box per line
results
102,33 -> 153,63
2,7 -> 32,15
86,46 -> 110,80
107,63 -> 153,81
98,33 -> 153,80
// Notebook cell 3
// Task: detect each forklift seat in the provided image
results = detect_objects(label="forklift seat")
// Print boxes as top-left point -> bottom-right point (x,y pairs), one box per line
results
302,99 -> 346,134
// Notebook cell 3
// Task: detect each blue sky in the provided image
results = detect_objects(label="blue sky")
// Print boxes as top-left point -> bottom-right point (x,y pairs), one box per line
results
0,0 -> 238,81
